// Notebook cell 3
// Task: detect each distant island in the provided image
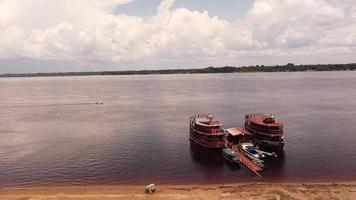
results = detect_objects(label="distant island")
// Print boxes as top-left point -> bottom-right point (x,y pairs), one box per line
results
1,63 -> 355,78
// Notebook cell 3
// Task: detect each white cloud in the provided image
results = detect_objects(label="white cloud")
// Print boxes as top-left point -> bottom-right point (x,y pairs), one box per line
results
0,0 -> 356,72
245,0 -> 346,47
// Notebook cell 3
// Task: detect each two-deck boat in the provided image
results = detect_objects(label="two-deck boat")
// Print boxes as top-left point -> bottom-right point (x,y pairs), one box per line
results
245,114 -> 285,149
189,115 -> 226,149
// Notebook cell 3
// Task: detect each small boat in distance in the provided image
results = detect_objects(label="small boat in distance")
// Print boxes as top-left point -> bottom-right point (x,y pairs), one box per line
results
222,148 -> 241,166
189,114 -> 226,149
245,114 -> 285,149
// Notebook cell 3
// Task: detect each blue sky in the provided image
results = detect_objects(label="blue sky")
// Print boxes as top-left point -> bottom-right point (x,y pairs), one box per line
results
117,0 -> 253,21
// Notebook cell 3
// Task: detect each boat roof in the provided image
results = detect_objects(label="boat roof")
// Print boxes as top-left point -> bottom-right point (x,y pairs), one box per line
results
226,127 -> 252,136
246,113 -> 283,127
194,117 -> 222,127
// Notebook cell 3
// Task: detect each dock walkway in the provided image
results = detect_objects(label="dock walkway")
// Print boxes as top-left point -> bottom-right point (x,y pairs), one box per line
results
231,145 -> 262,177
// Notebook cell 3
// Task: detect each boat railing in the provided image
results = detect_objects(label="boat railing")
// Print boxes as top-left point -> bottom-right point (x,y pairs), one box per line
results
190,114 -> 213,120
191,114 -> 223,127
245,113 -> 269,119
193,129 -> 225,136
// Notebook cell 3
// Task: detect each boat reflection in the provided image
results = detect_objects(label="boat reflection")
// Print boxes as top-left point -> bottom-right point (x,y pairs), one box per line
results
224,159 -> 241,170
262,150 -> 287,179
189,140 -> 223,168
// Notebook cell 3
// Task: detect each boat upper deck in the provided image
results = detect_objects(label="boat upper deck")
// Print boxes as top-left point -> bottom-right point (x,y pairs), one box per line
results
196,119 -> 222,127
246,114 -> 283,127
192,115 -> 223,127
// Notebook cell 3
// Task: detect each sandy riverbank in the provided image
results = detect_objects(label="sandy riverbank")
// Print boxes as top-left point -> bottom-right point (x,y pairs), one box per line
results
1,182 -> 356,200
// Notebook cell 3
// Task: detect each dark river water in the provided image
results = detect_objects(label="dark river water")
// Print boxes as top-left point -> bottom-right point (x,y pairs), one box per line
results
1,72 -> 356,187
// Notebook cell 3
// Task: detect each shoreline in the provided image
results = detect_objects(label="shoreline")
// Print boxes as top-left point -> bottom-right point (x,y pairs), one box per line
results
1,64 -> 355,78
1,182 -> 356,200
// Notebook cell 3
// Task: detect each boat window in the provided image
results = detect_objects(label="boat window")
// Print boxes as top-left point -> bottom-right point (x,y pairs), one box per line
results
256,133 -> 272,141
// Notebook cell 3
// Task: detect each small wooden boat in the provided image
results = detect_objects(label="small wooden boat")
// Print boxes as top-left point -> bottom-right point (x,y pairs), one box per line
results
222,148 -> 241,166
245,155 -> 265,168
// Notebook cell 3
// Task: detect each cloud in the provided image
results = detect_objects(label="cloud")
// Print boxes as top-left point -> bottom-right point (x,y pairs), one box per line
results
0,0 -> 263,64
239,0 -> 356,62
245,0 -> 346,47
0,0 -> 356,72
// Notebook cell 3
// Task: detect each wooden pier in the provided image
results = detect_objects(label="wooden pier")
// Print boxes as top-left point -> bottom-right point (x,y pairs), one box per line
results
231,145 -> 263,177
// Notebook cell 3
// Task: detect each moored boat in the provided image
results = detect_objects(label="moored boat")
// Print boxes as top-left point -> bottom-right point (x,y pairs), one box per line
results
189,114 -> 226,149
256,149 -> 277,158
222,148 -> 241,166
239,144 -> 265,168
241,143 -> 265,159
245,114 -> 285,149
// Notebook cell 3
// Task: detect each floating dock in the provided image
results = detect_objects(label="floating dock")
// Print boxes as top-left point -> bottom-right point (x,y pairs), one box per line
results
231,145 -> 263,177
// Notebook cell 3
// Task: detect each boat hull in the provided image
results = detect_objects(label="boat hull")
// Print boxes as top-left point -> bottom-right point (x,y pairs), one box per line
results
245,125 -> 285,150
255,138 -> 285,150
189,136 -> 226,149
222,154 -> 241,165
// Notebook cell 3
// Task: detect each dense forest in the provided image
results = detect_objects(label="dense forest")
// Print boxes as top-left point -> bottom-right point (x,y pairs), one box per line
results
1,63 -> 356,77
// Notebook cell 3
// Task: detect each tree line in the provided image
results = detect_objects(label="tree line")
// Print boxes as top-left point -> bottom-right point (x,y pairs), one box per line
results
1,63 -> 355,77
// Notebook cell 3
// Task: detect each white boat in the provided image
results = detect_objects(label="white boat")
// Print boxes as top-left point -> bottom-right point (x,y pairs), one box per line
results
256,149 -> 277,158
241,143 -> 265,159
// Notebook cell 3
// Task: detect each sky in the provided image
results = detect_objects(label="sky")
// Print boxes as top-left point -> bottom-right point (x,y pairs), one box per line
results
0,0 -> 356,73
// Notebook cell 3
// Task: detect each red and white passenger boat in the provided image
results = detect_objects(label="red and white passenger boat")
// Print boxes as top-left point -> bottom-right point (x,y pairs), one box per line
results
189,115 -> 226,149
245,114 -> 285,149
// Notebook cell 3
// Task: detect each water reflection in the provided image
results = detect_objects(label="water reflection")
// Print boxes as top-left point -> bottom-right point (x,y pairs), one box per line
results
189,141 -> 223,168
262,150 -> 287,180
224,160 -> 241,170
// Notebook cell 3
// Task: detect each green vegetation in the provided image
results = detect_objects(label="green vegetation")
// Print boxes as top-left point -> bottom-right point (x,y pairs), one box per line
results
1,63 -> 355,77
